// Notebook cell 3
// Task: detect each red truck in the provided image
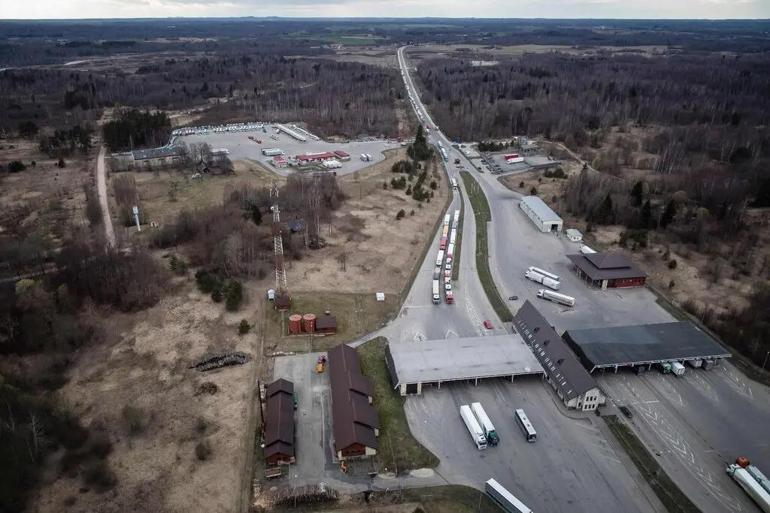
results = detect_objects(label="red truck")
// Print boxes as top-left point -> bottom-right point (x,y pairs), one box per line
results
439,236 -> 448,250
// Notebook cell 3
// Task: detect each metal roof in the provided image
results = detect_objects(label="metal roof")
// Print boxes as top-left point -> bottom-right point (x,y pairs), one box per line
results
131,146 -> 181,161
520,196 -> 562,224
386,335 -> 543,387
264,380 -> 294,458
563,322 -> 732,371
567,253 -> 647,281
328,344 -> 378,452
513,301 -> 600,401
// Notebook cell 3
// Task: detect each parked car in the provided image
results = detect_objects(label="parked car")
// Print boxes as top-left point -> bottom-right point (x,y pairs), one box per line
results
619,405 -> 633,419
483,320 -> 493,330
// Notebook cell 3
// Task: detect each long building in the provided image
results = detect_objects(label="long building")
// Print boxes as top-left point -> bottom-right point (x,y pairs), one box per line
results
513,301 -> 605,411
386,335 -> 543,396
328,344 -> 379,460
563,321 -> 731,373
519,196 -> 563,233
264,378 -> 295,465
566,252 -> 646,289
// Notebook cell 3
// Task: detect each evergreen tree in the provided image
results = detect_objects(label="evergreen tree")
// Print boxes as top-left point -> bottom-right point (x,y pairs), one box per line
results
630,180 -> 644,207
407,125 -> 433,161
593,193 -> 615,224
641,199 -> 653,228
660,199 -> 677,228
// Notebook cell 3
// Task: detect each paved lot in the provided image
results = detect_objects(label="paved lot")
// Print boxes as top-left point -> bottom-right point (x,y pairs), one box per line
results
600,366 -> 770,513
404,379 -> 665,513
176,124 -> 400,177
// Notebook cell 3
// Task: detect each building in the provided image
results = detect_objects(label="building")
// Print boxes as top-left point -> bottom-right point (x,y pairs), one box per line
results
333,150 -> 351,161
271,155 -> 288,168
567,252 -> 646,289
513,301 -> 605,411
563,321 -> 731,373
328,344 -> 379,460
276,124 -> 308,142
386,335 -> 543,396
264,378 -> 295,465
110,146 -> 184,171
315,313 -> 337,335
565,228 -> 583,242
296,152 -> 337,164
519,196 -> 563,233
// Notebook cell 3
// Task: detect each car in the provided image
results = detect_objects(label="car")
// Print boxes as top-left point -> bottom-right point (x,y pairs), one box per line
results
445,282 -> 452,291
483,320 -> 493,330
508,295 -> 518,301
445,263 -> 452,270
619,405 -> 633,419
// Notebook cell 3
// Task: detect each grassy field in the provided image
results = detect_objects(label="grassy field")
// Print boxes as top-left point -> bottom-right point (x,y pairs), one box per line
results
357,337 -> 439,474
604,415 -> 702,513
264,293 -> 399,353
460,171 -> 513,322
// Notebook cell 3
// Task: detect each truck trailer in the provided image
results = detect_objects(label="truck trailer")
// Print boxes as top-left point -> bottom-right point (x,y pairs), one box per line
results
527,266 -> 560,282
436,250 -> 445,267
727,464 -> 770,513
525,270 -> 560,290
432,280 -> 440,304
748,465 -> 770,495
671,362 -> 686,376
537,289 -> 575,307
460,405 -> 488,450
471,402 -> 500,446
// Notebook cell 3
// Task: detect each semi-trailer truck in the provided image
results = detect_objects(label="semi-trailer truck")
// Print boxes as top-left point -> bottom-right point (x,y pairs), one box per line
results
432,280 -> 440,304
471,402 -> 500,446
450,229 -> 457,245
537,289 -> 575,307
436,250 -> 445,267
727,463 -> 770,513
748,464 -> 770,495
460,405 -> 488,450
525,270 -> 560,290
671,362 -> 686,376
527,266 -> 560,282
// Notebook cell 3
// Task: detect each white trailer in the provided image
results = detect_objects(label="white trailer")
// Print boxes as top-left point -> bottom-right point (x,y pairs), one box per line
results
460,405 -> 488,450
436,250 -> 445,267
432,279 -> 441,305
727,464 -> 770,513
471,402 -> 499,446
580,244 -> 597,254
447,243 -> 455,258
450,229 -> 457,245
671,362 -> 686,376
262,148 -> 284,156
537,289 -> 575,307
528,266 -> 560,282
443,213 -> 451,226
748,465 -> 770,495
453,209 -> 460,227
485,479 -> 531,513
525,270 -> 560,290
451,177 -> 459,189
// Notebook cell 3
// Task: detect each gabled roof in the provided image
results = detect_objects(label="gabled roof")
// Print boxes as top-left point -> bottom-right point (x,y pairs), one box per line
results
520,196 -> 562,223
264,382 -> 294,457
567,252 -> 647,281
329,344 -> 379,452
513,301 -> 600,401
132,146 -> 181,161
585,252 -> 632,270
266,378 -> 294,398
316,314 -> 337,330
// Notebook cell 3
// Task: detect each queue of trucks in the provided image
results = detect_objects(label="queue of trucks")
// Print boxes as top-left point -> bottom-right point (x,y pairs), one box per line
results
727,457 -> 770,512
433,210 -> 461,305
460,402 -> 500,450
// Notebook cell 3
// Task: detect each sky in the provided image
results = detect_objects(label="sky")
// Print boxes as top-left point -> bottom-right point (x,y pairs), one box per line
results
1,0 -> 769,20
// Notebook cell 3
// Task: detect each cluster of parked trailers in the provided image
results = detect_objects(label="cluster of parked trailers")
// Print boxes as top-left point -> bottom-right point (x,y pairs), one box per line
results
432,210 -> 460,304
460,403 -> 537,451
523,266 -> 576,307
727,457 -> 770,512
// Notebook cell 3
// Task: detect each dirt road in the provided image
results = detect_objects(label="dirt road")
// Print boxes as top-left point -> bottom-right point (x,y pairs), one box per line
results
96,145 -> 116,247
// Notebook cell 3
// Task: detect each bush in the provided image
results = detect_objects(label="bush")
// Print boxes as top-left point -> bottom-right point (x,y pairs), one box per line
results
668,259 -> 678,269
224,280 -> 243,311
8,160 -> 26,173
396,209 -> 406,220
169,255 -> 188,275
58,158 -> 66,168
211,288 -> 223,303
238,319 -> 251,335
121,405 -> 147,436
83,460 -> 118,492
86,431 -> 113,459
195,440 -> 212,461
529,186 -> 538,195
195,270 -> 220,293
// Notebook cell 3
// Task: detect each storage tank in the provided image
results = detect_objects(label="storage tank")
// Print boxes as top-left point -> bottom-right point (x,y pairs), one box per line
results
302,313 -> 317,333
288,314 -> 303,335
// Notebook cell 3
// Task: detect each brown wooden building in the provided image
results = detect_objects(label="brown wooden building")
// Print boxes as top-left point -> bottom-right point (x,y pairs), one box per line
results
264,378 -> 295,465
567,252 -> 646,289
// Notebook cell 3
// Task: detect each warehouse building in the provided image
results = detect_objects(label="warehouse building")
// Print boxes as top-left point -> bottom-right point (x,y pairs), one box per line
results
513,301 -> 605,411
110,146 -> 184,170
386,335 -> 543,396
328,344 -> 379,460
296,151 -> 337,164
567,252 -> 646,289
519,196 -> 563,233
264,378 -> 295,465
563,321 -> 731,373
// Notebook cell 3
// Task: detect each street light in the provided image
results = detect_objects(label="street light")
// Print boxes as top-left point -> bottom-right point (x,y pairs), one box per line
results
762,350 -> 769,371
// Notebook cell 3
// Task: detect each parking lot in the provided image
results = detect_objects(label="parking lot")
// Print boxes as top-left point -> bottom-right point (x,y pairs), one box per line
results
404,378 -> 666,513
175,123 -> 400,176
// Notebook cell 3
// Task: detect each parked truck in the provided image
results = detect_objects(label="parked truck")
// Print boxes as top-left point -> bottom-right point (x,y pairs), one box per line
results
671,362 -> 686,376
525,270 -> 560,290
436,250 -> 445,267
727,462 -> 770,513
432,279 -> 440,304
460,405 -> 488,450
527,266 -> 560,282
537,289 -> 575,307
471,402 -> 500,446
747,464 -> 770,495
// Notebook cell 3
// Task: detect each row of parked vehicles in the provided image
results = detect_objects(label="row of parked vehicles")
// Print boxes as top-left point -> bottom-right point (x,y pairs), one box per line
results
172,121 -> 266,136
460,403 -> 537,451
432,210 -> 461,305
523,266 -> 577,307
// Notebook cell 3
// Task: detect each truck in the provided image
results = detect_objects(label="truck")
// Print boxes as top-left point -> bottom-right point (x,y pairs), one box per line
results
450,229 -> 457,245
460,405 -> 488,450
528,266 -> 560,282
447,243 -> 455,258
443,213 -> 451,226
471,402 -> 500,446
747,464 -> 770,495
451,177 -> 459,189
727,463 -> 770,513
262,148 -> 284,156
445,290 -> 454,304
453,210 -> 460,226
439,236 -> 448,250
537,289 -> 575,307
432,279 -> 441,304
686,359 -> 703,368
659,362 -> 672,374
436,250 -> 445,267
671,362 -> 686,376
524,270 -> 560,290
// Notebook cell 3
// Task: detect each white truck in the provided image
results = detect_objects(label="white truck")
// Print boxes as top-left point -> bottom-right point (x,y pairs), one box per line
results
748,464 -> 770,495
453,210 -> 460,227
443,213 -> 451,226
451,177 -> 459,189
537,289 -> 575,307
432,279 -> 440,305
727,464 -> 770,513
671,362 -> 686,376
450,228 -> 457,245
460,405 -> 488,450
436,250 -> 445,267
525,270 -> 560,290
471,402 -> 499,446
447,242 -> 455,258
528,266 -> 560,282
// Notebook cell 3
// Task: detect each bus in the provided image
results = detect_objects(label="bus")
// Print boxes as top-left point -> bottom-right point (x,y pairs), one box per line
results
485,479 -> 532,513
514,409 -> 537,443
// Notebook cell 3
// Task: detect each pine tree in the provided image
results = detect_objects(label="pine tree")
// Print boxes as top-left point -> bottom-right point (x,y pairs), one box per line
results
630,180 -> 644,207
641,199 -> 653,228
660,199 -> 677,228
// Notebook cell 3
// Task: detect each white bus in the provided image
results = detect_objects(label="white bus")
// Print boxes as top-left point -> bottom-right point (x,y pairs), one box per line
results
514,409 -> 537,443
485,479 -> 532,513
527,266 -> 560,282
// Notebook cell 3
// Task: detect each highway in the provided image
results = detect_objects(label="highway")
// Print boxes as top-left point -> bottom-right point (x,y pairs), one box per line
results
396,45 -> 768,513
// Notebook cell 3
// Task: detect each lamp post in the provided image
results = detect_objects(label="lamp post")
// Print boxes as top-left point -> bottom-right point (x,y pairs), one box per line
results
762,350 -> 769,371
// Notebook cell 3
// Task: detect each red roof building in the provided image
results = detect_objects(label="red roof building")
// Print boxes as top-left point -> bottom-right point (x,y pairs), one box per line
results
296,152 -> 336,163
264,378 -> 295,465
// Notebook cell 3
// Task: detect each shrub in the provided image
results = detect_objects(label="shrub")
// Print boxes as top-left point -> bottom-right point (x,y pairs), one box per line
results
195,440 -> 212,461
121,405 -> 147,436
83,460 -> 117,492
86,431 -> 113,459
195,270 -> 220,293
8,160 -> 26,173
195,417 -> 209,435
669,280 -> 676,289
519,181 -> 524,188
211,289 -> 223,303
529,186 -> 538,195
668,259 -> 678,269
224,280 -> 243,311
58,158 -> 66,168
396,209 -> 406,220
238,319 -> 251,335
169,255 -> 188,275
